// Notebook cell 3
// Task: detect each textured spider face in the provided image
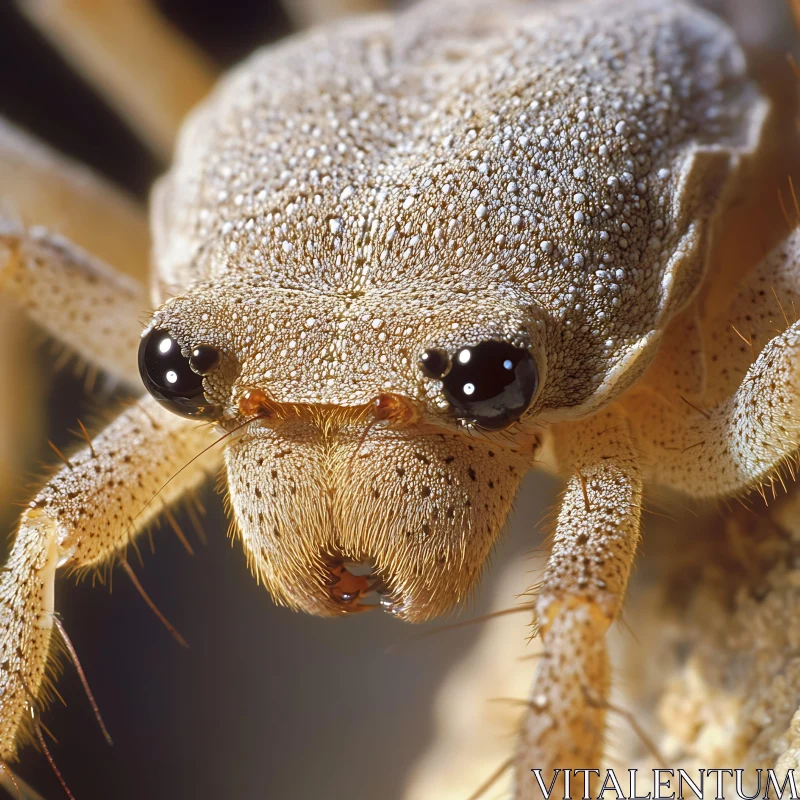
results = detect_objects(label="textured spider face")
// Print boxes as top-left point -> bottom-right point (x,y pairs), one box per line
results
140,0 -> 767,620
5,0 -> 800,794
140,282 -> 542,619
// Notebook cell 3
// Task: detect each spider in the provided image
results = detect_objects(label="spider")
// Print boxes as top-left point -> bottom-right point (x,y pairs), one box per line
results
1,0 -> 799,797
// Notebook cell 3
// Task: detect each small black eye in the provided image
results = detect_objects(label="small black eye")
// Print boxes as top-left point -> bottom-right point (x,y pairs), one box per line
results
190,344 -> 221,375
138,329 -> 220,419
419,348 -> 450,379
439,340 -> 538,430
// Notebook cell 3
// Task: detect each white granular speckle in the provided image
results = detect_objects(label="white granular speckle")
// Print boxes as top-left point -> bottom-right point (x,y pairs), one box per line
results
160,0 -> 764,419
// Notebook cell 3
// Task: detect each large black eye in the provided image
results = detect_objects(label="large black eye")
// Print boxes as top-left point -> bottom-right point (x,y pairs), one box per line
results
439,340 -> 538,430
138,329 -> 220,419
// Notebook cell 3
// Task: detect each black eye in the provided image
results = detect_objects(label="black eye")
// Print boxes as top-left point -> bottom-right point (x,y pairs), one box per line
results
438,340 -> 538,430
138,329 -> 220,419
190,344 -> 221,375
419,348 -> 450,379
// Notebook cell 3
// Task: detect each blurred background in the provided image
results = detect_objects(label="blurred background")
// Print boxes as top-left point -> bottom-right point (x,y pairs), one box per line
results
0,1 -> 795,799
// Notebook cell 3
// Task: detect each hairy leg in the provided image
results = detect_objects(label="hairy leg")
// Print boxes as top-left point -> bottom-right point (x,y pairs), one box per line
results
15,0 -> 216,158
632,320 -> 800,499
702,227 -> 800,403
515,409 -> 642,796
0,220 -> 148,388
0,118 -> 150,509
0,396 -> 218,760
628,229 -> 800,498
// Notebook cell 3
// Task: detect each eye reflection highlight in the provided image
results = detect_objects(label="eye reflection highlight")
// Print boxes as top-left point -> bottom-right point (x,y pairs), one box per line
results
429,340 -> 539,430
138,328 -> 220,420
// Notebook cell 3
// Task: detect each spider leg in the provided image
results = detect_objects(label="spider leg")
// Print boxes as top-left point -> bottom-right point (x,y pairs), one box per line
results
15,0 -> 216,158
635,319 -> 800,499
0,396 -> 218,762
0,217 -> 147,388
629,229 -> 800,498
0,119 -> 150,590
515,409 -> 642,796
702,227 -> 800,402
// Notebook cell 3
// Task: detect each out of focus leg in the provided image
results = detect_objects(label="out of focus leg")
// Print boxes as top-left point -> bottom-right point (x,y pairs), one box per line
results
16,0 -> 216,158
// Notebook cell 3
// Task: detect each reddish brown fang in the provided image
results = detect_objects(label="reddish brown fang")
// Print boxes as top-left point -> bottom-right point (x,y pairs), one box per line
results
373,393 -> 418,426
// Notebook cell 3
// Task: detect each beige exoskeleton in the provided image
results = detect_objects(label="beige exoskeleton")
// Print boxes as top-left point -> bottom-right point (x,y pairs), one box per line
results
1,0 -> 798,796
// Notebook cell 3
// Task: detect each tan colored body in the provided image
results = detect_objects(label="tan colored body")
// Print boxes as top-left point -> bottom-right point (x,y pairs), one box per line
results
1,0 -> 799,796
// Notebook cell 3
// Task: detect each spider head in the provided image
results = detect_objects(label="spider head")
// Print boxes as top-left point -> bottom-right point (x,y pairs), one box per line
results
139,280 -> 544,620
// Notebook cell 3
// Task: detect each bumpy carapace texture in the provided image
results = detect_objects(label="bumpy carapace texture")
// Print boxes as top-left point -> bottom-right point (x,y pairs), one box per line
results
149,0 -> 766,618
3,0 -> 799,793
